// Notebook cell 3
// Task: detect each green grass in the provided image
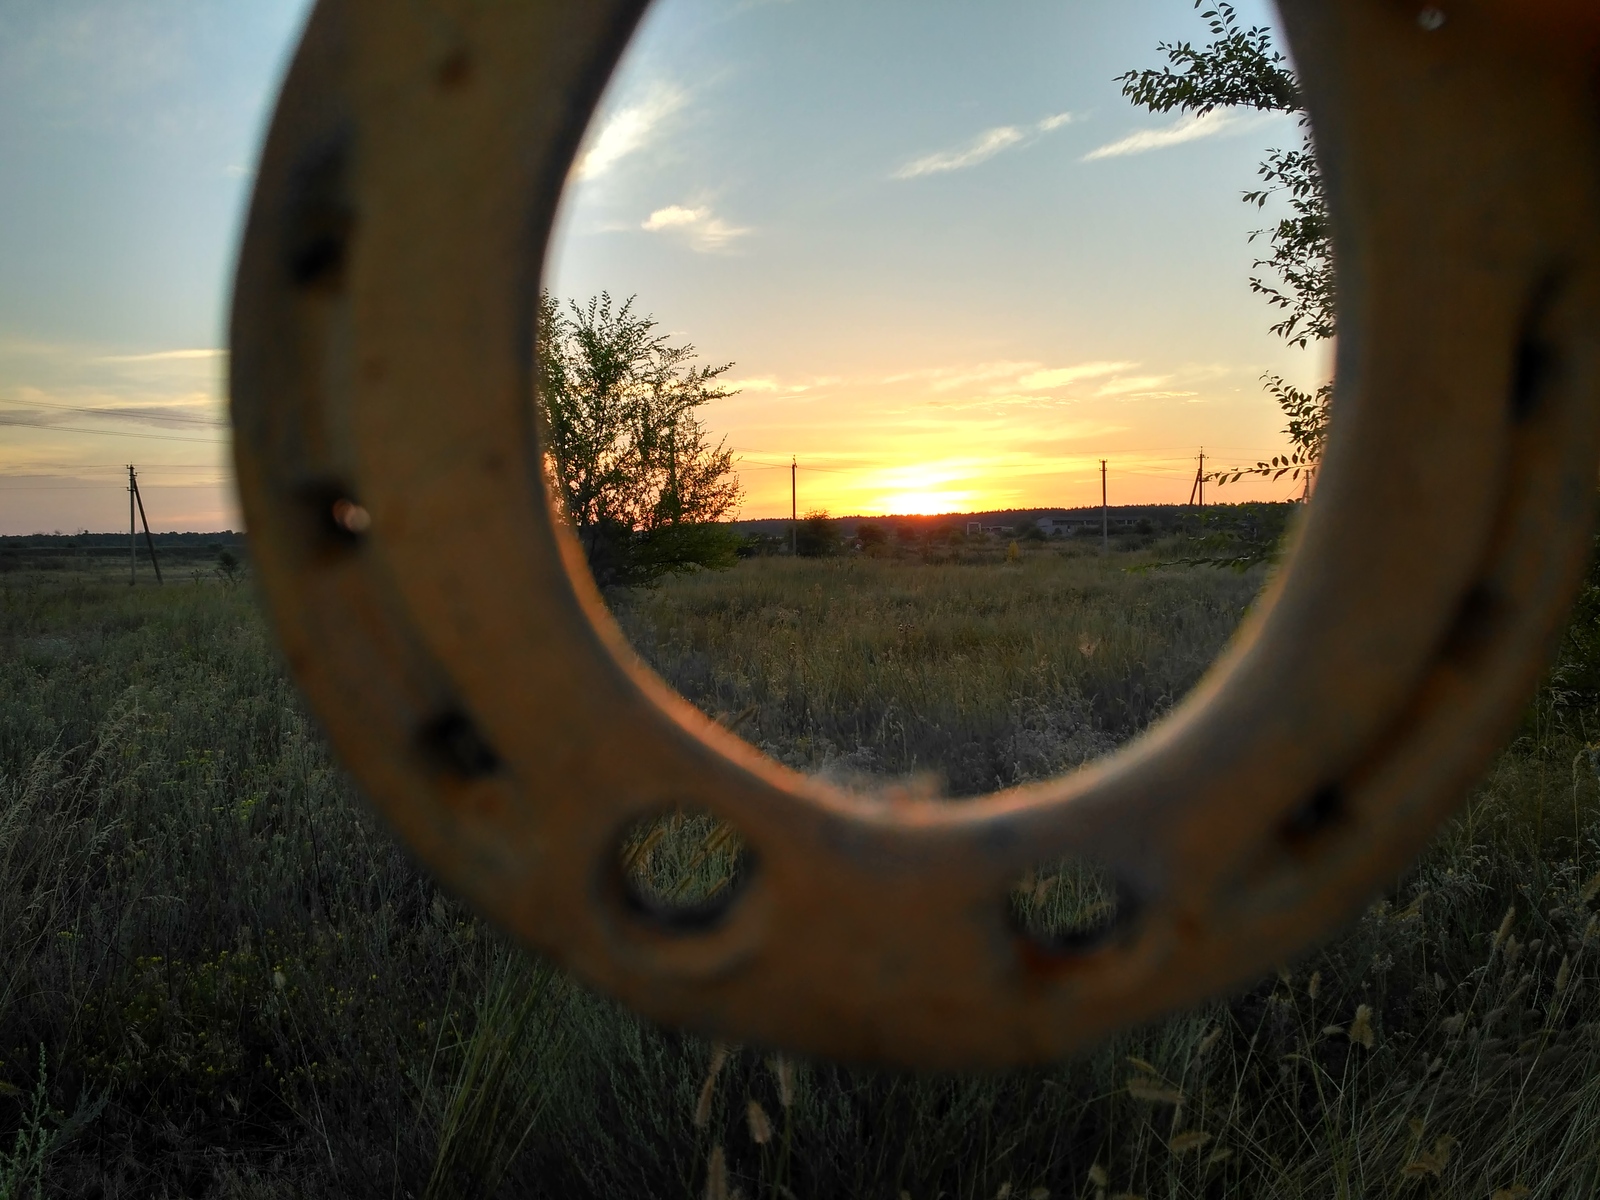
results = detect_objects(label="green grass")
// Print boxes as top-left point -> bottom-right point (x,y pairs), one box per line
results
1,543 -> 1598,1198
613,546 -> 1261,794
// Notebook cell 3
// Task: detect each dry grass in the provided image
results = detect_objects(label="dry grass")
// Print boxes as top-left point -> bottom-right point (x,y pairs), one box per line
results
613,545 -> 1262,795
1,545 -> 1597,1197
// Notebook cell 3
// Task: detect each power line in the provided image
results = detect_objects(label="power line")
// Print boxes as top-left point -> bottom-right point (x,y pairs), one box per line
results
1,397 -> 226,428
0,418 -> 225,444
0,460 -> 225,472
0,481 -> 229,490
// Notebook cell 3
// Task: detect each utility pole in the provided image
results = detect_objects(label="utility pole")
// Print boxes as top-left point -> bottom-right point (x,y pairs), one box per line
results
791,456 -> 798,556
132,468 -> 163,584
128,465 -> 136,585
1187,449 -> 1208,508
126,465 -> 162,584
1100,459 -> 1109,554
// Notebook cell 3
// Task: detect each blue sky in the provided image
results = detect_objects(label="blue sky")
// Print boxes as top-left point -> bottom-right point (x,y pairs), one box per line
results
0,0 -> 1324,532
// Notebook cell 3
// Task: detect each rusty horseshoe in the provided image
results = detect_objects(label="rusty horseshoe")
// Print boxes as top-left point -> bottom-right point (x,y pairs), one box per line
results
230,0 -> 1600,1066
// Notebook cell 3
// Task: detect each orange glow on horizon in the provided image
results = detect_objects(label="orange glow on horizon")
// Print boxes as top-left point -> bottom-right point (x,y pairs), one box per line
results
869,490 -> 974,517
730,446 -> 1311,520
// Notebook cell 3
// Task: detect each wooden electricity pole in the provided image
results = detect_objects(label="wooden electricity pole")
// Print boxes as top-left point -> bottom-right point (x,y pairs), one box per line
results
128,464 -> 137,585
1187,449 -> 1208,508
127,465 -> 163,584
1100,459 -> 1109,554
791,456 -> 798,556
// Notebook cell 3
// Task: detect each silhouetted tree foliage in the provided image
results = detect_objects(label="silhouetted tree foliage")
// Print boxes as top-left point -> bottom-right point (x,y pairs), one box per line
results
855,521 -> 888,551
1142,503 -> 1298,572
537,291 -> 742,588
795,510 -> 841,558
1120,0 -> 1331,481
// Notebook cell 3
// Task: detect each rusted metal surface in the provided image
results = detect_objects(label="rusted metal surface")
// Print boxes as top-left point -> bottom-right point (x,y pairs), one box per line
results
230,0 -> 1600,1067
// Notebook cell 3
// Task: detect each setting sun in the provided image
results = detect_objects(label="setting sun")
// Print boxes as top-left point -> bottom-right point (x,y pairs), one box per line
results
871,491 -> 973,517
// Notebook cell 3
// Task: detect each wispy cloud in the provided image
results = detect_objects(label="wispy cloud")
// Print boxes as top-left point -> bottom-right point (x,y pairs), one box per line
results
894,111 -> 1076,180
887,359 -> 1135,397
641,205 -> 701,231
1095,375 -> 1175,397
883,361 -> 1034,391
642,204 -> 750,251
895,126 -> 1025,179
723,375 -> 840,396
726,359 -> 1235,415
4,386 -> 224,430
573,83 -> 687,181
870,358 -> 1237,412
724,376 -> 782,393
1082,110 -> 1254,162
1017,362 -> 1133,391
97,348 -> 224,363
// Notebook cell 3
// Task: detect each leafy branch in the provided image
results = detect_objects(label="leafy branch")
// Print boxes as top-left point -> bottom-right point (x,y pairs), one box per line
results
1120,1 -> 1333,483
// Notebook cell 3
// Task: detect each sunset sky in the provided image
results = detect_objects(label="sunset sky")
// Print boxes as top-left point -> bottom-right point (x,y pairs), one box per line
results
0,0 -> 1326,534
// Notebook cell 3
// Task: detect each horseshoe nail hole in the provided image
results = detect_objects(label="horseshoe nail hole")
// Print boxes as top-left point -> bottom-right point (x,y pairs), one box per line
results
283,135 -> 354,290
417,710 -> 502,779
436,49 -> 472,90
1511,337 -> 1557,422
298,482 -> 369,551
1281,783 -> 1346,849
288,223 -> 349,289
330,498 -> 371,535
1511,276 -> 1566,423
618,809 -> 752,933
1009,857 -> 1126,953
1440,584 -> 1504,668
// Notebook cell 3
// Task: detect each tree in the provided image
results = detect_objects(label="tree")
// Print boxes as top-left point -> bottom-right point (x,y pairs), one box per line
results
795,510 -> 841,558
536,291 -> 743,588
855,521 -> 888,553
1119,0 -> 1331,484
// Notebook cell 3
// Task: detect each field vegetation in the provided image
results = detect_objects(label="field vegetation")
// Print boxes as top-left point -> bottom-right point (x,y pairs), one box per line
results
2,530 -> 1599,1198
614,541 -> 1258,795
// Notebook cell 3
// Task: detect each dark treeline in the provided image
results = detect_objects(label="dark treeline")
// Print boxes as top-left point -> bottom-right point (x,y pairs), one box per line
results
1,533 -> 249,575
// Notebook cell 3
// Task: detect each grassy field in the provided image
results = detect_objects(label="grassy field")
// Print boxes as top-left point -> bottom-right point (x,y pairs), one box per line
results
612,545 -> 1261,794
2,538 -> 1598,1198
